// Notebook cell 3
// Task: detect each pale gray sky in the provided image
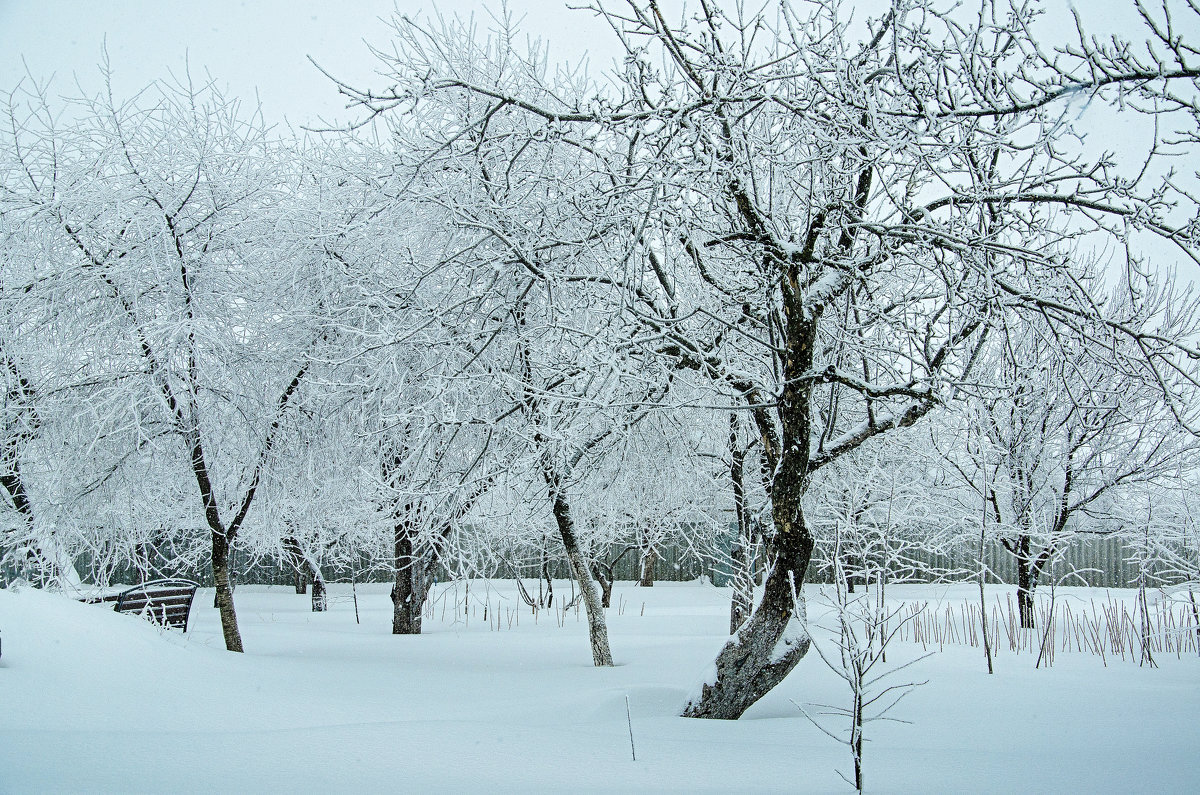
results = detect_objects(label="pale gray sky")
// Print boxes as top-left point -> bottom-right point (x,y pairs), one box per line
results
1,0 -> 1193,276
0,1 -> 1166,123
0,1 -> 623,127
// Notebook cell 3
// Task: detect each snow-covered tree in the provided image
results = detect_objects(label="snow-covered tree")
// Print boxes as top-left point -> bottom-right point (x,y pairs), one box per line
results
338,0 -> 1200,718
944,272 -> 1200,627
2,73 -> 333,650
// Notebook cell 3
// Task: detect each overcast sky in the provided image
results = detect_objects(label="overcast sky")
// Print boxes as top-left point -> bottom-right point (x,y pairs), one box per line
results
0,1 -> 1171,123
0,1 -> 625,128
1,1 -> 1160,123
2,0 -> 1193,277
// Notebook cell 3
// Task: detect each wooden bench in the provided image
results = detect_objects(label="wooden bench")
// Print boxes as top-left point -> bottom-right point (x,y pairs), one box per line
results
93,579 -> 201,631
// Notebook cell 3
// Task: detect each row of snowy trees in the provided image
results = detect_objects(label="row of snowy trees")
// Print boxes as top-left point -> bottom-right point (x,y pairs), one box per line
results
3,0 -> 1200,718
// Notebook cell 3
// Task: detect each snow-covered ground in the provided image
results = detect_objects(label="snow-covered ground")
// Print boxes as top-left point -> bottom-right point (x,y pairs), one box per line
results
1,580 -> 1197,793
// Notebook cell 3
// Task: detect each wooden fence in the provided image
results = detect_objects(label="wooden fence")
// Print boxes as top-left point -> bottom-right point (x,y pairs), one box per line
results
3,530 -> 1192,590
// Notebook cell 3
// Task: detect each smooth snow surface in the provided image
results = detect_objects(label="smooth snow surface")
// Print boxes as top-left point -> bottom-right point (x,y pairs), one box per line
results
1,581 -> 1197,793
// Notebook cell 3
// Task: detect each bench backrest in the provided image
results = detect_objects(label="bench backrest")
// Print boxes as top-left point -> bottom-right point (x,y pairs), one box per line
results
114,578 -> 200,631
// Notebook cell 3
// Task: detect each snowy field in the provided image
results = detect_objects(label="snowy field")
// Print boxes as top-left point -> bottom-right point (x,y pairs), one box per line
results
1,580 -> 1197,793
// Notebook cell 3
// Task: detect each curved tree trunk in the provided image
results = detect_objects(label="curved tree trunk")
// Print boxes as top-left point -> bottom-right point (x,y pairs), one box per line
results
683,311 -> 820,719
682,522 -> 813,719
545,470 -> 613,667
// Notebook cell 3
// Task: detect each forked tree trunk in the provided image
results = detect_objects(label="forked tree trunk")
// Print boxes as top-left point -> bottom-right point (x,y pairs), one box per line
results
283,535 -> 326,611
591,563 -> 614,608
545,470 -> 613,667
686,300 -> 825,720
683,311 -> 818,719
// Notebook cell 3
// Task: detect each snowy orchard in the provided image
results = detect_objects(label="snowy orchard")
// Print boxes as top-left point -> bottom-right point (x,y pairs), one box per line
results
2,2 -> 1200,787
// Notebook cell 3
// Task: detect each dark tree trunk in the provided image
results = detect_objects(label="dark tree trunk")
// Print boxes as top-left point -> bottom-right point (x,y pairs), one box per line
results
212,544 -> 236,607
1014,535 -> 1037,629
540,546 -> 554,607
591,563 -> 614,608
391,518 -> 424,635
0,439 -> 63,586
211,530 -> 243,652
683,522 -> 814,719
0,357 -> 58,584
311,576 -> 328,612
294,570 -> 308,594
682,311 -> 821,719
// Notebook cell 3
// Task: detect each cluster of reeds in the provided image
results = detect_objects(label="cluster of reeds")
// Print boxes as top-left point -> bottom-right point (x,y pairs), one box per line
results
890,592 -> 1200,666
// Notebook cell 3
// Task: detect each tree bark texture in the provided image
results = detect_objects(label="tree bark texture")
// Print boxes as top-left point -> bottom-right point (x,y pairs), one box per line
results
211,530 -> 243,652
1017,546 -> 1036,630
391,520 -> 425,635
682,313 -> 821,719
311,576 -> 328,612
682,523 -> 813,719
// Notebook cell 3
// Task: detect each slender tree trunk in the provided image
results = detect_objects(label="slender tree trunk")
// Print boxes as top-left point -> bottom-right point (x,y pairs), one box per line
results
638,531 -> 657,587
1187,588 -> 1200,657
134,541 -> 151,584
978,534 -> 994,674
540,545 -> 554,607
729,415 -> 754,634
545,469 -> 613,667
211,531 -> 243,652
852,689 -> 864,793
